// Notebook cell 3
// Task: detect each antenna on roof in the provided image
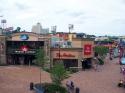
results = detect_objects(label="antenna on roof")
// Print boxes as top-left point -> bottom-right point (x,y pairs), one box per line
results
68,24 -> 74,33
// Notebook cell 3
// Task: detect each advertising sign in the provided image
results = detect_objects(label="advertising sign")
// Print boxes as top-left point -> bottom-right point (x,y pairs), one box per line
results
20,34 -> 29,40
84,44 -> 92,55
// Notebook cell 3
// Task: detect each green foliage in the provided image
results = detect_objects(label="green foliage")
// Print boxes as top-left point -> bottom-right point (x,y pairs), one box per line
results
98,58 -> 104,65
43,83 -> 67,93
43,68 -> 51,73
51,64 -> 68,85
94,46 -> 109,57
69,68 -> 79,73
35,48 -> 45,68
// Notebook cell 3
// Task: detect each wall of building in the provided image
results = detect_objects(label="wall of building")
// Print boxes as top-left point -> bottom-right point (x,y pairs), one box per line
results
0,35 -> 6,64
50,38 -> 94,68
71,38 -> 94,58
11,33 -> 39,41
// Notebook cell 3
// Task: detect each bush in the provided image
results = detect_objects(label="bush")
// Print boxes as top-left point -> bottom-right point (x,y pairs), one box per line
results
98,58 -> 104,65
51,64 -> 68,85
94,46 -> 109,57
69,68 -> 78,73
44,83 -> 67,93
43,68 -> 51,73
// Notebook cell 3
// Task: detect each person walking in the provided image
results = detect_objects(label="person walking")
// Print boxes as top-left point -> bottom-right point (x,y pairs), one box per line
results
66,80 -> 75,93
94,56 -> 101,72
70,81 -> 75,93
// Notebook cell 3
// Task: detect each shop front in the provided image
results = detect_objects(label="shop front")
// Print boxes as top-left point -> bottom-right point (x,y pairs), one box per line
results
81,42 -> 94,69
4,32 -> 50,65
51,49 -> 81,68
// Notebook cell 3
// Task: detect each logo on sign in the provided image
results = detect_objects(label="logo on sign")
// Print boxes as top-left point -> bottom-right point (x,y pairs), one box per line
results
20,34 -> 29,40
56,53 -> 75,57
84,44 -> 92,55
20,45 -> 29,52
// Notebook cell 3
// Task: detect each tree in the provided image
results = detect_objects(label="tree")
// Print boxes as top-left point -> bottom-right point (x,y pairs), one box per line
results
51,64 -> 68,85
94,46 -> 109,59
35,48 -> 46,68
35,48 -> 46,84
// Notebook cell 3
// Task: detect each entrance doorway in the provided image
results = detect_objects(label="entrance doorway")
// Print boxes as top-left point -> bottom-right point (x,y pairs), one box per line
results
53,59 -> 78,69
7,54 -> 35,65
82,58 -> 92,70
63,59 -> 78,68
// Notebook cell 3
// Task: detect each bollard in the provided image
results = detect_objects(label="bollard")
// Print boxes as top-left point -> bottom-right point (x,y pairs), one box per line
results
75,87 -> 80,93
30,82 -> 34,90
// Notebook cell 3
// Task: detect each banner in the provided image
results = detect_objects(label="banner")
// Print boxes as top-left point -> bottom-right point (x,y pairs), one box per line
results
84,44 -> 92,55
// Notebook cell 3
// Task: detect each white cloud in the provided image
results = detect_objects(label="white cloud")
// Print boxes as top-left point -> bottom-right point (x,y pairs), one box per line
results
0,0 -> 125,36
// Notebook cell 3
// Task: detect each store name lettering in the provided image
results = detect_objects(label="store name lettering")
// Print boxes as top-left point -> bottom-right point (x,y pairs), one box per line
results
15,50 -> 35,54
56,53 -> 75,57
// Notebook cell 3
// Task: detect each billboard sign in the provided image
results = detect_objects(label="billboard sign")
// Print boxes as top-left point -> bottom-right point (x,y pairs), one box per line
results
84,44 -> 92,55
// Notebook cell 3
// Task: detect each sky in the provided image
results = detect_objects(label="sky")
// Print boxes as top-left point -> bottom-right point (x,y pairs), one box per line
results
0,0 -> 125,36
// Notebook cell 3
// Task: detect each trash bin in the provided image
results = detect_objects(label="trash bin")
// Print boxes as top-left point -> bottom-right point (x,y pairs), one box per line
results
75,87 -> 80,93
30,82 -> 34,90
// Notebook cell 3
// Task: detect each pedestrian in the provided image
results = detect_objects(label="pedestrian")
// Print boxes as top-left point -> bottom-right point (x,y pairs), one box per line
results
122,68 -> 125,81
120,66 -> 125,73
70,81 -> 75,93
66,80 -> 72,93
93,57 -> 101,72
66,80 -> 75,93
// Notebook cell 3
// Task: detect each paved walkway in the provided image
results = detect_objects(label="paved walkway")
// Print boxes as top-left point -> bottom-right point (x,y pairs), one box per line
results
0,66 -> 51,93
0,57 -> 125,93
63,58 -> 125,93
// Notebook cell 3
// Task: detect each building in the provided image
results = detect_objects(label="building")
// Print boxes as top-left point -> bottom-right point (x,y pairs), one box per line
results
50,33 -> 94,69
0,32 -> 50,65
32,23 -> 49,34
0,31 -> 94,70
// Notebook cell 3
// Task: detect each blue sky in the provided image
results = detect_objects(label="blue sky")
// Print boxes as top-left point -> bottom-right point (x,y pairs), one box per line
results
0,0 -> 125,36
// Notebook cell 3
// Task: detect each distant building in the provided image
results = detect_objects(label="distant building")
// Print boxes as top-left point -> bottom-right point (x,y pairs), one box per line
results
42,28 -> 49,34
31,23 -> 49,34
95,36 -> 109,41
